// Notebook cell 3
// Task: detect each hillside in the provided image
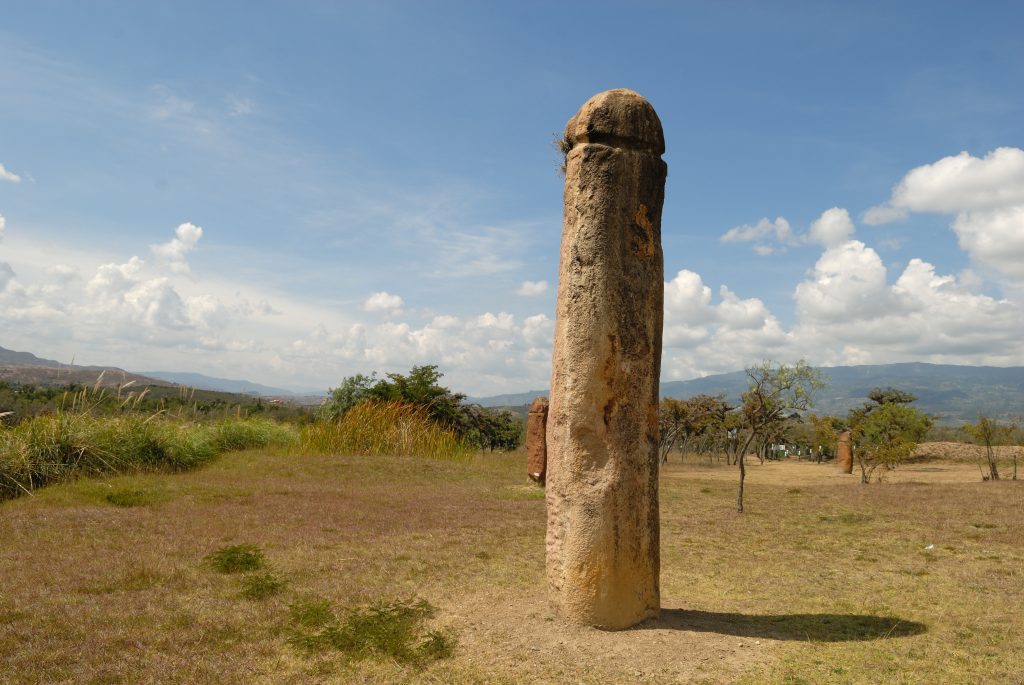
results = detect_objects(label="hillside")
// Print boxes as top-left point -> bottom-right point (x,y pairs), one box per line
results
0,346 -> 67,368
659,363 -> 1024,423
473,363 -> 1024,423
139,371 -> 300,397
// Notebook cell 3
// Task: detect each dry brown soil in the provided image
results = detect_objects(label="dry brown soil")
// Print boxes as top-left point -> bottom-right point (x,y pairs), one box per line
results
1,445 -> 1021,683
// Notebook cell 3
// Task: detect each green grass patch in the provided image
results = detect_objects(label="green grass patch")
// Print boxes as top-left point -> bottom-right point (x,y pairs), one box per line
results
239,571 -> 287,600
206,544 -> 265,574
287,596 -> 456,666
103,487 -> 163,507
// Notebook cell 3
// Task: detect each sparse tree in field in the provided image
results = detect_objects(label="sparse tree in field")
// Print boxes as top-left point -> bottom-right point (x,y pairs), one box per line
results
963,416 -> 1016,481
728,359 -> 826,513
658,394 -> 728,464
808,414 -> 842,463
852,400 -> 931,483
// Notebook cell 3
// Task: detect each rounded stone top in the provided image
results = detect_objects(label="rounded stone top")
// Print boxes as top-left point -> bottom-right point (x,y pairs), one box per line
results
564,89 -> 665,155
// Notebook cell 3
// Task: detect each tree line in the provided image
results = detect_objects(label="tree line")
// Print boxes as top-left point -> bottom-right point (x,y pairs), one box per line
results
660,360 -> 1020,510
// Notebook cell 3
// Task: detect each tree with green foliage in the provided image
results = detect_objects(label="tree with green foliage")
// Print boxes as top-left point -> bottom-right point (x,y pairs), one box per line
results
963,416 -> 1017,481
317,373 -> 377,421
850,390 -> 931,483
729,359 -> 826,512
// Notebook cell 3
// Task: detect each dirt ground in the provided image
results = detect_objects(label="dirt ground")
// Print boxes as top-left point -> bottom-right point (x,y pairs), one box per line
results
1,446 -> 1021,684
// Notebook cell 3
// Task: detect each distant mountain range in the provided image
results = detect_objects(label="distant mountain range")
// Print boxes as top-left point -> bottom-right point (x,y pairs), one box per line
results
0,345 -> 175,389
5,343 -> 1022,422
0,345 -> 323,397
138,371 -> 321,397
0,346 -> 73,369
470,363 -> 1024,423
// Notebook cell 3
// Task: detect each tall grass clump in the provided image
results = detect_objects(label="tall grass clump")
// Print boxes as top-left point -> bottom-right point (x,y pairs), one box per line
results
0,411 -> 298,501
302,401 -> 470,461
209,417 -> 297,452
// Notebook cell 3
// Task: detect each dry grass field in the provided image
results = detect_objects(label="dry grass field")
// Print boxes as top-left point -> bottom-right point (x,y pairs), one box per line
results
1,444 -> 1022,684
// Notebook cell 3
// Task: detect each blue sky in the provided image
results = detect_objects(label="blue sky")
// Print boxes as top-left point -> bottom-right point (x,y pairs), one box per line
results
1,1 -> 1022,395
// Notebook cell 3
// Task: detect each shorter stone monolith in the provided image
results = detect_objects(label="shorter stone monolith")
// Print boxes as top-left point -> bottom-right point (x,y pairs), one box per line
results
527,396 -> 549,485
836,430 -> 854,474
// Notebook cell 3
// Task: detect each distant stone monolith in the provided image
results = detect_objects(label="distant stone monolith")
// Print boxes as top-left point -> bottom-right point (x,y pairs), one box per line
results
837,430 -> 854,474
527,396 -> 549,484
545,89 -> 666,630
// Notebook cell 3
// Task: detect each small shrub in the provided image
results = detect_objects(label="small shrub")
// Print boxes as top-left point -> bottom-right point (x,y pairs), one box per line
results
240,571 -> 287,599
288,596 -> 456,666
206,544 -> 265,574
290,599 -> 336,629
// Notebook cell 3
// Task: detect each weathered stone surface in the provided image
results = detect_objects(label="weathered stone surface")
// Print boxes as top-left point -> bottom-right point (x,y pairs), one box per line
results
837,430 -> 854,474
546,89 -> 666,630
527,396 -> 549,484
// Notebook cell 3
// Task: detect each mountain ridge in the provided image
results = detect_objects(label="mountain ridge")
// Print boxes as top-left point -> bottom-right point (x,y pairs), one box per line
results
470,362 -> 1024,423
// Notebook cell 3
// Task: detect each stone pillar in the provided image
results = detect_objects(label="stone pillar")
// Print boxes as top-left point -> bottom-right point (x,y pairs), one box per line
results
546,89 -> 666,630
527,396 -> 549,484
836,430 -> 854,474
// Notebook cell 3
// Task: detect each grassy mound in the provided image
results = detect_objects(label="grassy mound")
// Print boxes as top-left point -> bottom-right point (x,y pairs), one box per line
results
0,414 -> 296,500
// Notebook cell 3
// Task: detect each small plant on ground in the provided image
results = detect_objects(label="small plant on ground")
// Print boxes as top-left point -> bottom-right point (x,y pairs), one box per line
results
206,544 -> 265,574
239,571 -> 287,599
103,487 -> 161,507
287,596 -> 456,666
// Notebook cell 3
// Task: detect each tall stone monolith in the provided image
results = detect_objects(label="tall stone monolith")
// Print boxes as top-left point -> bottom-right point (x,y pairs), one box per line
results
526,396 -> 549,485
836,430 -> 854,474
546,89 -> 666,630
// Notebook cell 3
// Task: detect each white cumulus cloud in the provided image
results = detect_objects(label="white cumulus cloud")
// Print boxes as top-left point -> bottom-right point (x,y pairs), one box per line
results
794,241 -> 900,322
363,291 -> 404,312
950,206 -> 1024,282
721,216 -> 793,246
0,262 -> 14,291
808,207 -> 855,247
864,147 -> 1024,283
0,163 -> 21,184
723,210 -> 856,253
866,147 -> 1024,220
151,222 -> 203,273
516,280 -> 548,296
